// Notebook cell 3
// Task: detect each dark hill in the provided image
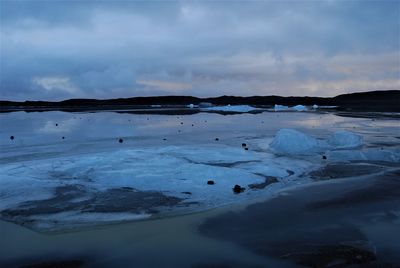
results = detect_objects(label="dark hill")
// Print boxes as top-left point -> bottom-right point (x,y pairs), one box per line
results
0,90 -> 399,112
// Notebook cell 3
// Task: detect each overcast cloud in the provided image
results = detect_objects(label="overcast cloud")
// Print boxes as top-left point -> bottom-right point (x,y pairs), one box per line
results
0,0 -> 399,100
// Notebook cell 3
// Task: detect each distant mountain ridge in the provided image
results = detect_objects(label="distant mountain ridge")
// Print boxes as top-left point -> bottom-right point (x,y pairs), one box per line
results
1,90 -> 399,112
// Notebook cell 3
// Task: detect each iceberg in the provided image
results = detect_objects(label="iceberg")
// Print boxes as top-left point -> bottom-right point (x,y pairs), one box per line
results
327,131 -> 363,149
270,129 -> 321,155
270,129 -> 365,155
273,104 -> 308,112
292,105 -> 307,111
202,105 -> 257,113
274,104 -> 290,111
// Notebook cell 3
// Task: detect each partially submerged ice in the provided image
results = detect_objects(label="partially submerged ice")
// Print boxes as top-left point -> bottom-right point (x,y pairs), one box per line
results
0,143 -> 313,231
270,129 -> 321,155
327,131 -> 363,149
270,128 -> 364,155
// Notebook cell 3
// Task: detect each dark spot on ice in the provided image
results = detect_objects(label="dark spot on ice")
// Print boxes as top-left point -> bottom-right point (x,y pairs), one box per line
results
215,138 -> 219,141
207,180 -> 215,185
191,124 -> 194,126
119,138 -> 123,143
182,191 -> 192,195
62,136 -> 65,140
241,143 -> 247,147
147,118 -> 149,120
233,185 -> 245,194
244,147 -> 249,151
322,155 -> 327,160
163,138 -> 167,141
55,123 -> 58,126
180,122 -> 183,125
10,135 -> 14,140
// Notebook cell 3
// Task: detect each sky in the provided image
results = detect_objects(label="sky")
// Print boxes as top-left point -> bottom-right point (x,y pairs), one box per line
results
0,0 -> 399,101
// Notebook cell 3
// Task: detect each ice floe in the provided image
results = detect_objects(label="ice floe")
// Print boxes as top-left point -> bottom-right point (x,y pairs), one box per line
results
0,143 -> 315,230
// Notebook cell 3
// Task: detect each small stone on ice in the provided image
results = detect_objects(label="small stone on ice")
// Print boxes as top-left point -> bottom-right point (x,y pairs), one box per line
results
10,135 -> 14,140
233,185 -> 245,194
119,138 -> 123,143
207,180 -> 215,185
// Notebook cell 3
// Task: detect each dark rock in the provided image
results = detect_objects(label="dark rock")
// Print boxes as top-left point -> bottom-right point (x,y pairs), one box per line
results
242,143 -> 247,147
191,124 -> 194,126
10,135 -> 14,140
207,180 -> 215,185
233,184 -> 245,193
244,147 -> 249,151
215,138 -> 219,141
62,136 -> 65,139
55,123 -> 58,126
118,138 -> 123,143
163,138 -> 167,141
322,155 -> 327,160
180,122 -> 183,125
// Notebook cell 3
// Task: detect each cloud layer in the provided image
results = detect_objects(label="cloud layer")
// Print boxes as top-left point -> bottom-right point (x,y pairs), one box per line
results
1,1 -> 399,100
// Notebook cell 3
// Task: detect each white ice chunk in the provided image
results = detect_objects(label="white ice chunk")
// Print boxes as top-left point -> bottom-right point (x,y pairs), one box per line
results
202,105 -> 257,113
270,129 -> 321,155
312,104 -> 318,109
292,105 -> 307,111
274,104 -> 290,111
327,131 -> 363,149
187,104 -> 195,108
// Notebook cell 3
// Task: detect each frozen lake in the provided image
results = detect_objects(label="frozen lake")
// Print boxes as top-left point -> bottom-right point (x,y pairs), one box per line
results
0,108 -> 399,267
1,108 -> 399,231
